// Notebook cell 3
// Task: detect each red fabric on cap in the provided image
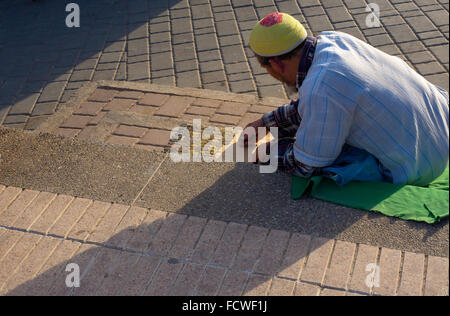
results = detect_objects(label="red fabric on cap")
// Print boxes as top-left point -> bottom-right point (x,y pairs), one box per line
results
260,12 -> 283,27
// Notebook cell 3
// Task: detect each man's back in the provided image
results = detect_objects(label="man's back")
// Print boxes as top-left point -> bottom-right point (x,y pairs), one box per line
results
297,31 -> 449,185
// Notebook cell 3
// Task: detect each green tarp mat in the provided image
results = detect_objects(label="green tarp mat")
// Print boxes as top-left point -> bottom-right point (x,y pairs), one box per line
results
291,166 -> 449,224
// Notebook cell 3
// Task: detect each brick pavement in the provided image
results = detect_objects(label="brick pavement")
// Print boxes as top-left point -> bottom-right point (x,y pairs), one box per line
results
0,184 -> 448,296
0,0 -> 448,130
38,82 -> 286,151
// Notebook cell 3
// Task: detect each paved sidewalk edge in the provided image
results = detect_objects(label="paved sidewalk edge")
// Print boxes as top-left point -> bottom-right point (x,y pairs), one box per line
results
35,81 -> 289,134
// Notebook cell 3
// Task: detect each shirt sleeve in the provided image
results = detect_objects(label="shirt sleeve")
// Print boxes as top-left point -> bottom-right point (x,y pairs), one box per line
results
293,91 -> 355,167
281,142 -> 319,177
262,99 -> 302,138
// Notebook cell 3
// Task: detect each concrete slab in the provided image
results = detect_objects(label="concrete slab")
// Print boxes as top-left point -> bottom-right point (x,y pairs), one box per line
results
0,127 -> 166,205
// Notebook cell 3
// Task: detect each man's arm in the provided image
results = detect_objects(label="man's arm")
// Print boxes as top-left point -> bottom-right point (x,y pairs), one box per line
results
279,142 -> 320,177
262,99 -> 302,138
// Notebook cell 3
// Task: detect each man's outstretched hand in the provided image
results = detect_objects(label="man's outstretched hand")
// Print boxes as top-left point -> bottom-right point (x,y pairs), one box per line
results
242,118 -> 269,147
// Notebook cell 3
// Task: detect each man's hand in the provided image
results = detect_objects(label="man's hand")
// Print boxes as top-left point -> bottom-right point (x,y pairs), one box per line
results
242,118 -> 269,147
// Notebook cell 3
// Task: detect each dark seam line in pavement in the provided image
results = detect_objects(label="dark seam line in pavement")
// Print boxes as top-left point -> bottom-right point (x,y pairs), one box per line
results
1,221 -> 309,279
299,279 -> 372,296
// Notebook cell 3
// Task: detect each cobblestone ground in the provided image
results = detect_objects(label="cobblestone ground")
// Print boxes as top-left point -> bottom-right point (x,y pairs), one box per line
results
0,0 -> 448,131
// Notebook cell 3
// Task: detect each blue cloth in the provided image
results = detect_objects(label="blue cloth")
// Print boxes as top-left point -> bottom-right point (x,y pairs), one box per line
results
321,144 -> 393,187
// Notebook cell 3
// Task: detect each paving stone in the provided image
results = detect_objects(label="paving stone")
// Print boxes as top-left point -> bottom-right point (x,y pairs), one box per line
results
415,61 -> 446,75
0,233 -> 42,286
373,247 -> 401,296
113,124 -> 149,138
190,220 -> 227,264
47,197 -> 92,238
116,90 -> 145,100
429,44 -> 449,64
106,135 -> 139,146
154,95 -> 194,117
347,244 -> 378,294
398,252 -> 425,296
326,6 -> 354,23
3,114 -> 28,125
294,282 -> 321,296
144,259 -> 184,295
169,216 -> 207,259
106,205 -> 148,249
73,102 -> 105,116
210,222 -> 247,267
217,270 -> 248,296
70,70 -> 94,82
268,277 -> 296,296
139,129 -> 172,146
424,256 -> 449,296
386,24 -> 418,43
138,93 -> 169,106
425,73 -> 449,91
1,236 -> 60,295
9,94 -> 39,115
125,209 -> 167,252
88,89 -> 118,102
425,10 -> 450,26
37,81 -> 66,103
66,200 -> 112,242
54,128 -> 81,138
300,238 -> 334,285
87,111 -> 108,126
243,274 -> 271,296
195,265 -> 227,296
232,226 -> 268,272
87,204 -> 130,244
229,79 -> 255,93
128,104 -> 158,116
185,105 -> 216,116
60,115 -> 93,129
145,213 -> 186,256
11,191 -> 57,231
31,102 -> 57,117
209,113 -> 242,125
366,34 -> 394,46
305,15 -> 334,33
216,101 -> 249,116
170,263 -> 205,295
221,45 -> 247,64
405,15 -> 438,33
195,33 -> 220,52
177,70 -> 201,88
104,98 -> 137,111
0,189 -> 39,227
322,240 -> 356,289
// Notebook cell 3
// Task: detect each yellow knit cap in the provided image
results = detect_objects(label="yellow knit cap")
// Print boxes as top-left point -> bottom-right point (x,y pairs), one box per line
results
249,12 -> 308,57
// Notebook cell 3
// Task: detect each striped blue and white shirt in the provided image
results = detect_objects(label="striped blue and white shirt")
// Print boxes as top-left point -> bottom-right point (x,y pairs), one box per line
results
264,31 -> 449,186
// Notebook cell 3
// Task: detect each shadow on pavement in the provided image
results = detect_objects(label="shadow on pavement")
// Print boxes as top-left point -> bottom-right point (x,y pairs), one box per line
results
2,161 -> 448,296
0,0 -> 174,127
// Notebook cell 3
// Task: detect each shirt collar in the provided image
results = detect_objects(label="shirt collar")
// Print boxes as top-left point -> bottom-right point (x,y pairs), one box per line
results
296,36 -> 318,90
